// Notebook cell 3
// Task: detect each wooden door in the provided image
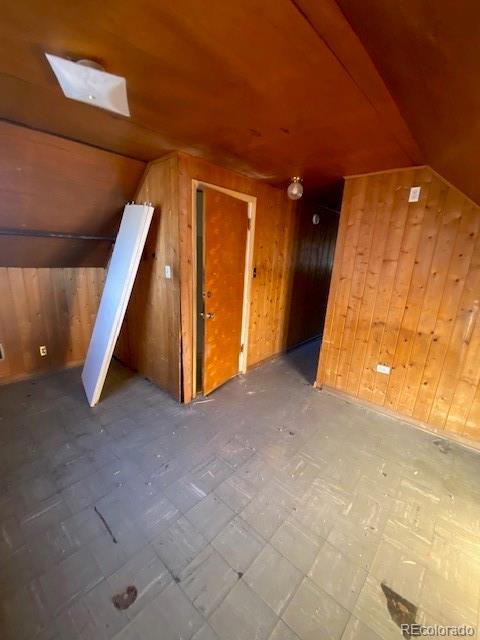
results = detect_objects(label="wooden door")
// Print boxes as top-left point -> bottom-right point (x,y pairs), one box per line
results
202,188 -> 248,395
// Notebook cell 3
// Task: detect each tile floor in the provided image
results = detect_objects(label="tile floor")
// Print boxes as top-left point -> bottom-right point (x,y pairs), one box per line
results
1,341 -> 479,640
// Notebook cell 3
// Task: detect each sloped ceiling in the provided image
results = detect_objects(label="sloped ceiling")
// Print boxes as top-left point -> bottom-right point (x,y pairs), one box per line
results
1,0 -> 477,266
0,0 -> 421,201
0,121 -> 145,266
336,0 -> 480,205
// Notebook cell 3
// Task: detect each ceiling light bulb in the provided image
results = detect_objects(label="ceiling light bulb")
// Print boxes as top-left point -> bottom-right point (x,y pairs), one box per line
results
287,177 -> 303,200
77,59 -> 105,71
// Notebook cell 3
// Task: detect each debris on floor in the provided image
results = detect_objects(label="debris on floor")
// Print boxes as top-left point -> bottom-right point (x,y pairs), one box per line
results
2,343 -> 480,640
433,439 -> 451,454
381,582 -> 417,638
112,585 -> 138,610
94,506 -> 118,543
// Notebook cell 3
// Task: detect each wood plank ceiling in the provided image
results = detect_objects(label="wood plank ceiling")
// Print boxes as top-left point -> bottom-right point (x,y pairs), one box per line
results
336,0 -> 480,206
0,121 -> 145,266
0,0 -> 421,199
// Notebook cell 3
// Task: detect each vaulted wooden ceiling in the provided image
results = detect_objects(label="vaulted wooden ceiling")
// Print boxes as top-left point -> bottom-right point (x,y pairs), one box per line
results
1,0 -> 421,200
1,0 -> 477,264
337,0 -> 480,206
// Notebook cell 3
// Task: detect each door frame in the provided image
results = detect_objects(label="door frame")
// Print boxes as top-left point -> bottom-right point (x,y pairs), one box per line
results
191,180 -> 256,397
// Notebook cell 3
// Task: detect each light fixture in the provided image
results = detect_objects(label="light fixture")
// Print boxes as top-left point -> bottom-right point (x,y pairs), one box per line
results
287,177 -> 303,200
45,53 -> 130,117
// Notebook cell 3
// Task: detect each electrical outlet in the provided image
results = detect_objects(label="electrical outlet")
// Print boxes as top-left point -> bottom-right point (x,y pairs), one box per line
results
39,345 -> 47,357
164,265 -> 172,279
376,363 -> 391,375
0,343 -> 4,361
408,186 -> 421,202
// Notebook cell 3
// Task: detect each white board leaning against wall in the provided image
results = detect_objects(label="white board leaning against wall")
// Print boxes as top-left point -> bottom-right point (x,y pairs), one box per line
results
82,203 -> 154,406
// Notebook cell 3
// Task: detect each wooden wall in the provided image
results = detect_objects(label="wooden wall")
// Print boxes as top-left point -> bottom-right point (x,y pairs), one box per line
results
117,155 -> 182,399
0,267 -> 105,383
177,153 -> 300,402
119,153 -> 300,402
119,151 -> 339,403
317,166 -> 480,443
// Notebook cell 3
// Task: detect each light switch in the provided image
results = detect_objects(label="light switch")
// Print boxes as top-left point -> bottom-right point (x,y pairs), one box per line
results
408,186 -> 421,202
164,265 -> 172,279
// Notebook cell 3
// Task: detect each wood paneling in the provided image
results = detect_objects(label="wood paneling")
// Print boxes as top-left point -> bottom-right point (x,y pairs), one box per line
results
117,155 -> 182,400
317,166 -> 480,443
0,266 -> 105,383
246,188 -> 298,367
286,202 -> 339,347
0,121 -> 145,267
0,0 -> 420,194
121,151 -> 339,403
178,153 -> 300,402
5,1 -> 478,211
336,0 -> 480,206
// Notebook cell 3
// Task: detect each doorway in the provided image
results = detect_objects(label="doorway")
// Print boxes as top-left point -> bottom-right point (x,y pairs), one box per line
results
193,182 -> 256,396
285,205 -> 340,384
